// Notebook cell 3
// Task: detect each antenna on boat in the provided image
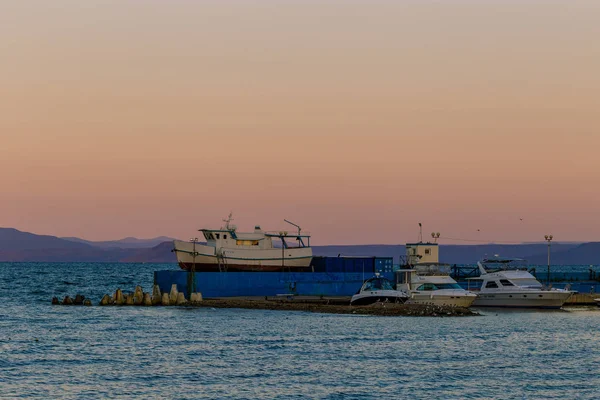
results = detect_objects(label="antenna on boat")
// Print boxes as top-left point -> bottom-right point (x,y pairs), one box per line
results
418,223 -> 423,243
284,219 -> 301,235
223,212 -> 234,230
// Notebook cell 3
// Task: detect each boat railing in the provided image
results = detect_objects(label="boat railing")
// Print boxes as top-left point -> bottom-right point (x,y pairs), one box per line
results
264,231 -> 311,238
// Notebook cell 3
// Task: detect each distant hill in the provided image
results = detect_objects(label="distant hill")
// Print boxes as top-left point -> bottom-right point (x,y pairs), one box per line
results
120,242 -> 177,263
0,228 -> 92,251
439,243 -> 580,265
0,227 -> 598,264
61,235 -> 177,249
312,243 -> 581,264
0,228 -> 175,262
525,242 -> 600,265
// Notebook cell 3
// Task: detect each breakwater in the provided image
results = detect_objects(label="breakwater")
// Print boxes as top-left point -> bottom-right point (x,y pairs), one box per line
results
51,283 -> 477,316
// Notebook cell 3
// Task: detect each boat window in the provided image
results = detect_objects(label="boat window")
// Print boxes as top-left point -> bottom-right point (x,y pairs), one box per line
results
416,283 -> 462,291
425,249 -> 431,255
236,240 -> 260,246
416,283 -> 436,291
436,283 -> 462,290
499,279 -> 514,287
216,233 -> 220,239
511,279 -> 542,288
485,281 -> 499,289
224,235 -> 227,239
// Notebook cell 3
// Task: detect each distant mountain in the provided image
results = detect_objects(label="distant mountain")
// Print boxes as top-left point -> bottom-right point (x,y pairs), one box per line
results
0,228 -> 92,251
312,243 -> 581,264
120,242 -> 177,263
439,243 -> 580,265
525,242 -> 600,265
0,228 -> 176,262
313,245 -> 404,261
61,236 -> 177,249
0,227 -> 598,264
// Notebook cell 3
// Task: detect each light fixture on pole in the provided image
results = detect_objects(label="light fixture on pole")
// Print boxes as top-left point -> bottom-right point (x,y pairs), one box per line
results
189,237 -> 199,297
544,234 -> 553,286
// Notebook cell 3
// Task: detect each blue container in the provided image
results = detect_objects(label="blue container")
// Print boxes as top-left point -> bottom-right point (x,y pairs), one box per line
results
154,256 -> 395,298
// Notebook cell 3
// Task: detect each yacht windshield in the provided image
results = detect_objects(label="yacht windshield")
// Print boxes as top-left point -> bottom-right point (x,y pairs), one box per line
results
363,278 -> 394,291
416,283 -> 462,291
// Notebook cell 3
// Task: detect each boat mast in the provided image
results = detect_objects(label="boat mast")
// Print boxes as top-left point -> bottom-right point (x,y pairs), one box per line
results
284,219 -> 302,235
222,212 -> 234,230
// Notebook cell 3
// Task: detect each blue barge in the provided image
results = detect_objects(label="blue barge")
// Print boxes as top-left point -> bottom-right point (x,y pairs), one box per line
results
154,256 -> 395,298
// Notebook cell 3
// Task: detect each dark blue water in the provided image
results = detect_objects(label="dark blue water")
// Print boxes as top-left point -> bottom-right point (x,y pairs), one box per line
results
1,263 -> 599,399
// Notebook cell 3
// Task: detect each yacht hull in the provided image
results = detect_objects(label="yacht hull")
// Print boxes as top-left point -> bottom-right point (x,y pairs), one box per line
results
408,293 -> 477,308
472,291 -> 572,308
350,290 -> 408,306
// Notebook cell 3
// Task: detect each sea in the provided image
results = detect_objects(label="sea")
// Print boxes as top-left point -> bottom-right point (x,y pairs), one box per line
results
1,262 -> 599,399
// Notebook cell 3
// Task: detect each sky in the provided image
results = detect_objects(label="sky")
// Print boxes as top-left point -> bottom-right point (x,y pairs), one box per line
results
1,0 -> 599,245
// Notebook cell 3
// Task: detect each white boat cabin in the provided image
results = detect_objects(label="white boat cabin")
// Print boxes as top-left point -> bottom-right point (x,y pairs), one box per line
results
200,225 -> 310,250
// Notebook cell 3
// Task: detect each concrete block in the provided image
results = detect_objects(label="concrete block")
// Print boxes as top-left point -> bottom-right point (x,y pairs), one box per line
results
169,284 -> 179,304
190,292 -> 203,303
114,288 -> 124,305
176,292 -> 186,305
133,286 -> 144,305
73,294 -> 85,305
100,294 -> 112,306
161,292 -> 170,306
152,285 -> 161,305
143,293 -> 152,306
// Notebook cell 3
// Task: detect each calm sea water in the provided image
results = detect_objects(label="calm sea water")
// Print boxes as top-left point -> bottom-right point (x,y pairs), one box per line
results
1,262 -> 599,399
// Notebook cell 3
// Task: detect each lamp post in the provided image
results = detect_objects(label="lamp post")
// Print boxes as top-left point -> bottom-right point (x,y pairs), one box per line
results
189,237 -> 198,298
544,235 -> 553,286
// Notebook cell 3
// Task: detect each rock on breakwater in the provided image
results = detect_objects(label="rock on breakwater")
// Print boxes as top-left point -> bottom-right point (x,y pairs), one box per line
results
191,298 -> 478,317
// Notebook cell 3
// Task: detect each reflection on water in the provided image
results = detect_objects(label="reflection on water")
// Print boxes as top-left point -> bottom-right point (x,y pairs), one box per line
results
1,263 -> 599,399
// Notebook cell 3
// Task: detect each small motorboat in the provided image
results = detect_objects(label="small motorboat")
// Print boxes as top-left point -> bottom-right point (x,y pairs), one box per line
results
350,274 -> 410,306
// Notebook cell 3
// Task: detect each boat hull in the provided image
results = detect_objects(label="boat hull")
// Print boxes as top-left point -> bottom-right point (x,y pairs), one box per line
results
173,239 -> 312,272
472,290 -> 573,309
350,290 -> 409,306
177,262 -> 312,272
408,292 -> 477,308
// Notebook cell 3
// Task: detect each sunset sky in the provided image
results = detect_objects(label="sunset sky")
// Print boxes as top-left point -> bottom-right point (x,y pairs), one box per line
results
1,0 -> 599,245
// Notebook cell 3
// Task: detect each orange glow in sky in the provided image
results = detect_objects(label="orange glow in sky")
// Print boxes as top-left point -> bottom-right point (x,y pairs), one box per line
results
1,1 -> 599,244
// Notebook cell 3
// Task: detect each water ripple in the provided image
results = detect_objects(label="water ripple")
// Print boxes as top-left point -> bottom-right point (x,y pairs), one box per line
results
0,262 -> 599,399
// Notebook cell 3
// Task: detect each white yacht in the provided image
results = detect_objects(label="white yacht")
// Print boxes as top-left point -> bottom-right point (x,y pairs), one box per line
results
397,264 -> 477,307
469,258 -> 573,309
398,242 -> 477,307
351,274 -> 410,305
172,215 -> 312,272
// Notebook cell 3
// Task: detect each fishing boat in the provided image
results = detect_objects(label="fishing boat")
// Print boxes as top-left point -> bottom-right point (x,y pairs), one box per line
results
172,214 -> 312,272
350,274 -> 410,305
469,258 -> 573,309
396,264 -> 477,307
